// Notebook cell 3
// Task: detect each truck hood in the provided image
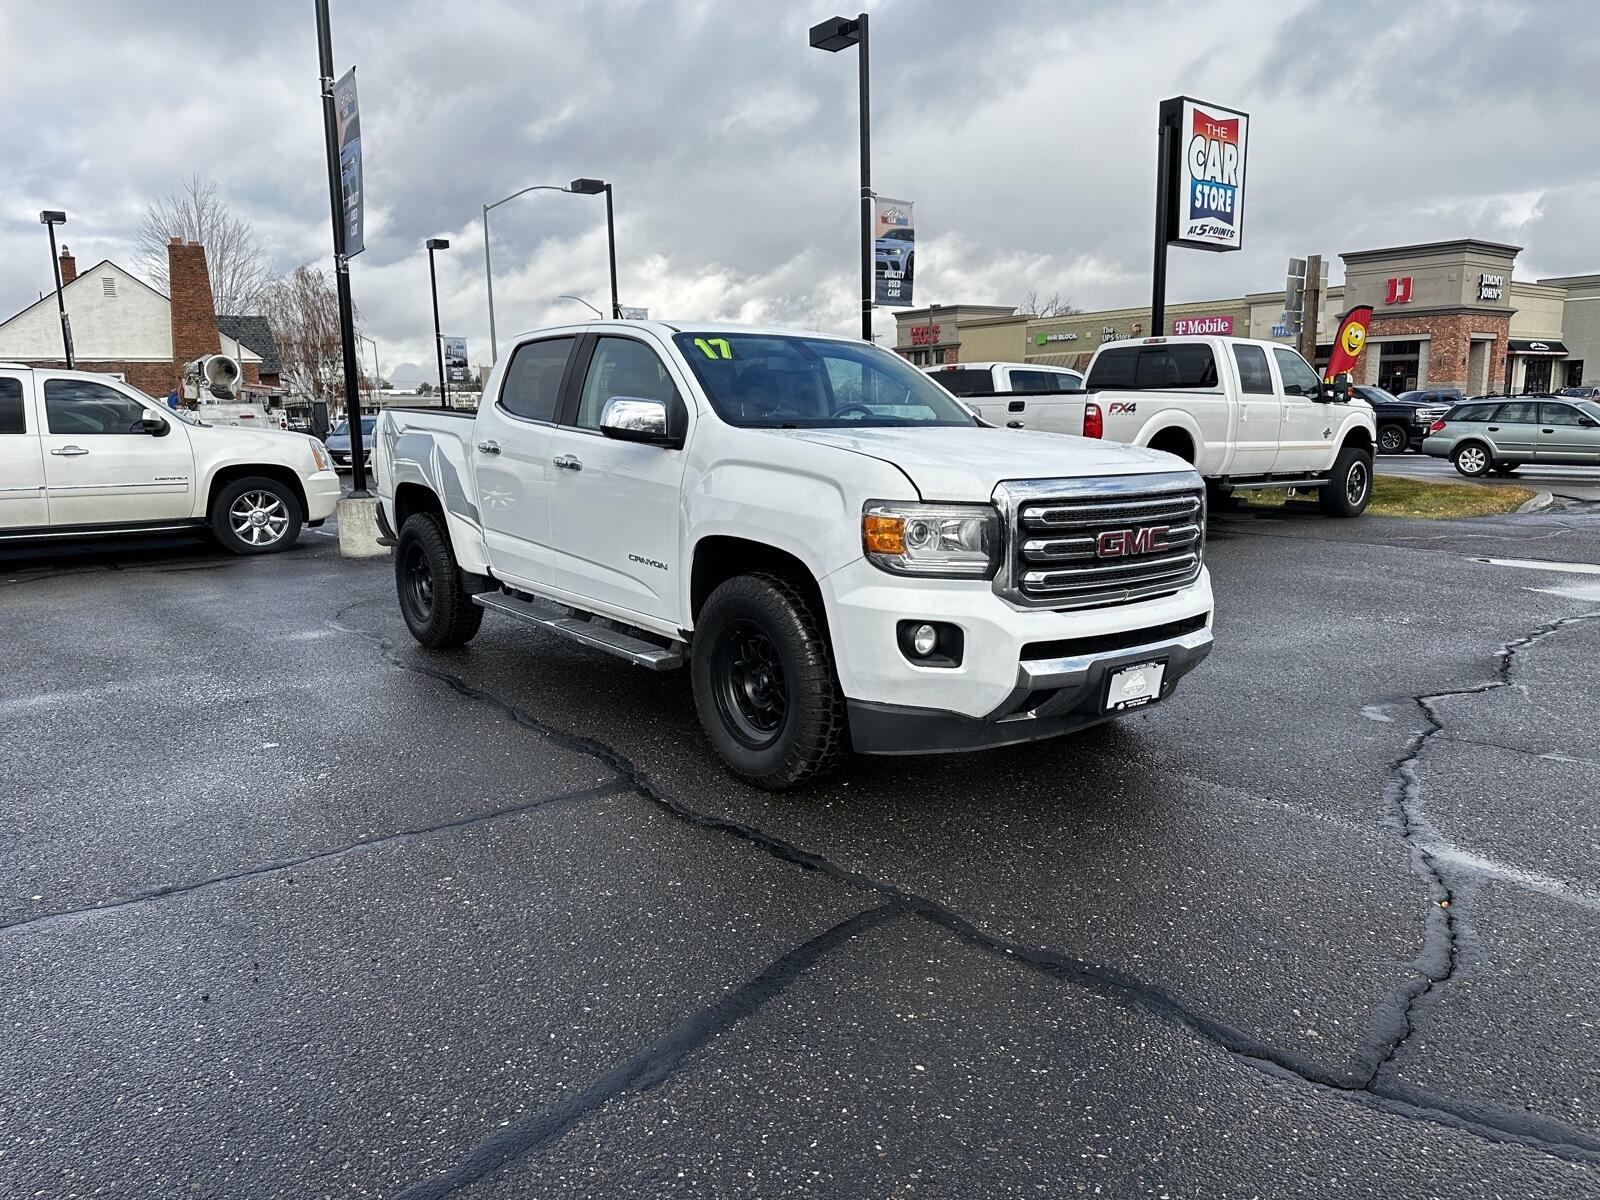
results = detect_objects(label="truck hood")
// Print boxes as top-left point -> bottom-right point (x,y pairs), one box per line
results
770,426 -> 1190,501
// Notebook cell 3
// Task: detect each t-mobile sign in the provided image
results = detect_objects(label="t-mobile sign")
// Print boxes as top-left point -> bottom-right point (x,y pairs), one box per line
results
1171,314 -> 1234,336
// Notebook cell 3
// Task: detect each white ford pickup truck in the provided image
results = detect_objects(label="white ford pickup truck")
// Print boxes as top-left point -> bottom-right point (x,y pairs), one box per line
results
924,336 -> 1377,517
373,322 -> 1214,789
0,364 -> 340,553
1086,336 -> 1377,515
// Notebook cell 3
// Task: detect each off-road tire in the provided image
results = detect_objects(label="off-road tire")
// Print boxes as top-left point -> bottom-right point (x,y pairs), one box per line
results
1377,423 -> 1408,455
691,572 -> 846,790
210,475 -> 303,554
396,513 -> 483,648
1318,445 -> 1373,517
1452,441 -> 1492,478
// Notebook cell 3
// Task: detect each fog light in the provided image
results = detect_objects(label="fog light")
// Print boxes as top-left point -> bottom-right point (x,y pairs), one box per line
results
910,623 -> 939,656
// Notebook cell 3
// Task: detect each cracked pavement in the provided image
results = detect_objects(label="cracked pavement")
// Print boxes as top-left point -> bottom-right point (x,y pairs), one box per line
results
3,504 -> 1599,1197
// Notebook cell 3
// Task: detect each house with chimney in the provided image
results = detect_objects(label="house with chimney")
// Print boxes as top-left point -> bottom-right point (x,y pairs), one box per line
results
0,239 -> 282,402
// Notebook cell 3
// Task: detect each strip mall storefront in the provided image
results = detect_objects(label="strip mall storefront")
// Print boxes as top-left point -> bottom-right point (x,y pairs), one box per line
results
895,240 -> 1596,394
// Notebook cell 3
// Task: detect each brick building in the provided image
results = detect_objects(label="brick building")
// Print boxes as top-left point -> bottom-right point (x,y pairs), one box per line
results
896,238 -> 1596,395
0,239 -> 281,400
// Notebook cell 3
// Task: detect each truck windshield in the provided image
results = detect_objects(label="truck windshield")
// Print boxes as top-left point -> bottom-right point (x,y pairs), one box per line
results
927,368 -> 995,396
674,333 -> 978,428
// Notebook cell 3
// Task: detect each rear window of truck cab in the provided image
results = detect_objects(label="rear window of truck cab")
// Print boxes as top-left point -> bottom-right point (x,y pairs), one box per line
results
929,368 -> 995,396
1088,344 -> 1219,391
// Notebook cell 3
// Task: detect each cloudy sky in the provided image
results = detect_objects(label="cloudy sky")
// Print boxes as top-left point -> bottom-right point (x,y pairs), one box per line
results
3,0 -> 1598,384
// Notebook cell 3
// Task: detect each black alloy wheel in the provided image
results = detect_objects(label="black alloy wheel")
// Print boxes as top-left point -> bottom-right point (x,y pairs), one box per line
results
712,619 -> 789,749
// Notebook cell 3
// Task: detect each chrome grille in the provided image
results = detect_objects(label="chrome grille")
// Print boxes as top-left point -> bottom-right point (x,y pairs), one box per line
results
996,474 -> 1205,610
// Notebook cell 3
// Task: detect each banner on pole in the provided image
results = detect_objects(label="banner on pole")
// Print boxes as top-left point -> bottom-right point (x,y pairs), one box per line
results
334,67 -> 365,256
442,336 -> 469,384
873,197 -> 915,306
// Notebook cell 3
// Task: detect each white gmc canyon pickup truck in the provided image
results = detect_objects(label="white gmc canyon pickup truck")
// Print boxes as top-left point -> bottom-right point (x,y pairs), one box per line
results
373,322 -> 1214,789
0,364 -> 340,552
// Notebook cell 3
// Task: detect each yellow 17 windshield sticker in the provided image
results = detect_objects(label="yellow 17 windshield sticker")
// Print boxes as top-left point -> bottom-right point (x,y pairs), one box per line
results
693,337 -> 733,360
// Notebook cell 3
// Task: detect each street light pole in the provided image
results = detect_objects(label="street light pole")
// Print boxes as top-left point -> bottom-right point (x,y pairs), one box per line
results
604,184 -> 620,319
427,238 -> 450,410
314,0 -> 370,496
358,333 -> 381,404
482,178 -> 615,364
809,14 -> 873,342
39,211 -> 74,369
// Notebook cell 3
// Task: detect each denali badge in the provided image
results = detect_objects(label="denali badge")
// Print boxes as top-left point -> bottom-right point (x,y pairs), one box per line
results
1096,525 -> 1171,558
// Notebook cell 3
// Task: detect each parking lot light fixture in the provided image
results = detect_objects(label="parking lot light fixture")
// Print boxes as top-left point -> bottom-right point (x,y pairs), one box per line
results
808,13 -> 872,342
482,179 -> 617,361
568,178 -> 621,320
427,238 -> 451,410
39,210 -> 75,368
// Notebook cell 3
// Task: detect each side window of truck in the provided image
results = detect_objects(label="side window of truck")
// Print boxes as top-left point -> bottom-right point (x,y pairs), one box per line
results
574,338 -> 681,429
499,336 -> 575,423
1271,348 -> 1322,399
1232,345 -> 1274,394
0,378 -> 25,434
43,379 -> 149,434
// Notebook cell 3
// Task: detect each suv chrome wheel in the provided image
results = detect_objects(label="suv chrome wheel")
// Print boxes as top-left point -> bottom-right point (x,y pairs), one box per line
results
228,490 -> 290,547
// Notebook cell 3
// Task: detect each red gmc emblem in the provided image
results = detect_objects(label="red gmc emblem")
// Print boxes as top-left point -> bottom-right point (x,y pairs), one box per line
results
1096,525 -> 1171,558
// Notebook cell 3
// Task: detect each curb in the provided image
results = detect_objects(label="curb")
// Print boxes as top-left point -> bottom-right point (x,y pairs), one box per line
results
1517,490 -> 1554,514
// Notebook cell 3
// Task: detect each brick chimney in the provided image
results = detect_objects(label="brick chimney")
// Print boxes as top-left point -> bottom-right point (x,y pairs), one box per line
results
58,245 -> 76,285
168,238 -> 220,377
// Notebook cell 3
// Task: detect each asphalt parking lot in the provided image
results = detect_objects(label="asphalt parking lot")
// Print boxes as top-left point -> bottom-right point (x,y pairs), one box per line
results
4,502 -> 1600,1198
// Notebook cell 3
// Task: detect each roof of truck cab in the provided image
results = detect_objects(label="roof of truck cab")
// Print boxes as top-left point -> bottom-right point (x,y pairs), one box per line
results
1095,334 -> 1288,353
924,361 -> 1080,372
501,319 -> 870,344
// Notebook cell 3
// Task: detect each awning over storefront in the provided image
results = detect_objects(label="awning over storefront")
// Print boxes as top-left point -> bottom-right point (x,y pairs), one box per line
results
1507,338 -> 1569,356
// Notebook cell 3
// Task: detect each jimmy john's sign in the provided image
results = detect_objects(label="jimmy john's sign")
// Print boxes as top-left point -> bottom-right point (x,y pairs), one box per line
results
1160,96 -> 1249,252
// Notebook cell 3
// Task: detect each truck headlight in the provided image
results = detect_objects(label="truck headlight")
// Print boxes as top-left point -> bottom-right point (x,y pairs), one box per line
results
309,439 -> 332,472
862,501 -> 1001,579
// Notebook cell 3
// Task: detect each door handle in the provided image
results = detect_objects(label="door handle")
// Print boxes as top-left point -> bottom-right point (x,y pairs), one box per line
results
1542,428 -> 1555,434
553,454 -> 583,471
1487,426 -> 1499,431
50,445 -> 89,457
477,440 -> 501,455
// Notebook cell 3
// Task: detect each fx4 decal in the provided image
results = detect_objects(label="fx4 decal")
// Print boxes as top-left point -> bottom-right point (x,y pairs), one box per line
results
1108,401 -> 1137,415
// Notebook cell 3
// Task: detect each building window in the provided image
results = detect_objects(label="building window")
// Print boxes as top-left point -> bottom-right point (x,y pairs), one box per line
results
1523,357 -> 1552,394
1566,360 -> 1586,387
1377,340 -> 1421,393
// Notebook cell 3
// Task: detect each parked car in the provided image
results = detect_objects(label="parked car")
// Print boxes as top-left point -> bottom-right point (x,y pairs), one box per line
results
0,364 -> 338,553
1079,336 -> 1378,516
1558,385 -> 1600,402
1352,385 -> 1453,455
1423,395 -> 1600,476
374,321 -> 1214,789
874,227 -> 914,280
325,415 -> 378,471
1396,387 -> 1465,407
923,361 -> 1085,431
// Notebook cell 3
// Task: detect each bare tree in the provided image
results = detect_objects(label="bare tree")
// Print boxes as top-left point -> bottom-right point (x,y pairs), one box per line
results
136,176 -> 270,315
1016,290 -> 1082,319
260,265 -> 351,407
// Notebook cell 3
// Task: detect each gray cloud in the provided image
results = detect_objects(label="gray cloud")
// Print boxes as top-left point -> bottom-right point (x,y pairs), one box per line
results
3,0 -> 1597,377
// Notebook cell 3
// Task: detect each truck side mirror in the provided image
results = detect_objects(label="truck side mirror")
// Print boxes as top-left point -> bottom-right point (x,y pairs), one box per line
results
140,411 -> 170,436
600,396 -> 676,447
